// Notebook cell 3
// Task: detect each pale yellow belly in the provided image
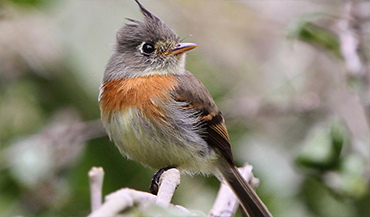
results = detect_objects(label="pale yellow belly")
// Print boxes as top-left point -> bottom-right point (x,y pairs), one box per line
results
102,108 -> 218,174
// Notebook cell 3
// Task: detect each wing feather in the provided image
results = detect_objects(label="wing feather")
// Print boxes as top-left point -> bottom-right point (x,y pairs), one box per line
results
173,71 -> 234,165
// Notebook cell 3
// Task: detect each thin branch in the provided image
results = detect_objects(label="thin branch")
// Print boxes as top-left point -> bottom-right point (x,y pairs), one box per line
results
338,0 -> 370,126
87,165 -> 265,216
87,167 -> 187,216
88,167 -> 104,212
88,188 -> 157,217
156,168 -> 181,207
209,164 -> 260,217
223,93 -> 323,121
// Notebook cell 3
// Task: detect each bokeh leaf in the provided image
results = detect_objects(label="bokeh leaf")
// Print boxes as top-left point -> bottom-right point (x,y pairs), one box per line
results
289,19 -> 341,58
296,118 -> 347,171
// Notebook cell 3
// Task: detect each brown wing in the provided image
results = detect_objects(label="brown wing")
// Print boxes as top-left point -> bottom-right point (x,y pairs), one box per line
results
205,111 -> 234,164
174,72 -> 273,217
173,71 -> 234,165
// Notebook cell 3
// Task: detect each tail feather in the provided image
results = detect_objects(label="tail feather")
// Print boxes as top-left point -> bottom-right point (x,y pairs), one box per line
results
217,161 -> 272,217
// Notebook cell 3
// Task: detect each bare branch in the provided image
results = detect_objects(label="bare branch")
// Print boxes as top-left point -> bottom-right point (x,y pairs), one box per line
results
209,164 -> 260,217
337,0 -> 370,125
88,188 -> 157,217
87,168 -> 189,216
156,168 -> 181,207
88,167 -> 104,212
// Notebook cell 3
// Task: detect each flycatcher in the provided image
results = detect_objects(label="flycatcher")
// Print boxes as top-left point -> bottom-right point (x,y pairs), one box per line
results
99,1 -> 271,216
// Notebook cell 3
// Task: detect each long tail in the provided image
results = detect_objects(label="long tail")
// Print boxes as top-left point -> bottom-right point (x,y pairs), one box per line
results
217,160 -> 272,217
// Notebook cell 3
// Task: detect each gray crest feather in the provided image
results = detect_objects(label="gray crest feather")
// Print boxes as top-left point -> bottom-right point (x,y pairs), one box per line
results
115,0 -> 178,50
135,0 -> 161,23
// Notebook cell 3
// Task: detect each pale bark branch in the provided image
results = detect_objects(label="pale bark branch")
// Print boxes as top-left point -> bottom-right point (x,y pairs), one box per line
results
88,167 -> 104,212
87,167 -> 186,216
88,188 -> 157,217
156,168 -> 181,207
338,0 -> 370,126
208,164 -> 260,217
87,164 -> 264,216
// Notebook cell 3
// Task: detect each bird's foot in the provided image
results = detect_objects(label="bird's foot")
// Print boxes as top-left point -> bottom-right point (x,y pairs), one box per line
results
149,166 -> 175,195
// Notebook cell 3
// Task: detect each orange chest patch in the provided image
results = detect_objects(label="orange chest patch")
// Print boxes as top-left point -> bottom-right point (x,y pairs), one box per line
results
99,75 -> 178,114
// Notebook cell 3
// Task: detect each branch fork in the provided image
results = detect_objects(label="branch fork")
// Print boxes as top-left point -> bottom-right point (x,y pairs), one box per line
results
88,164 -> 260,217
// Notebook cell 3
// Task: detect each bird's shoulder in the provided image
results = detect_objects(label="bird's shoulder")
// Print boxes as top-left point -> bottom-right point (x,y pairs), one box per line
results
173,71 -> 217,112
173,71 -> 234,164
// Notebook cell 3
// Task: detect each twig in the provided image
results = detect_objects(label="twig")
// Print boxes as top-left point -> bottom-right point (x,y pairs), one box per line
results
88,167 -> 187,216
156,168 -> 181,207
88,188 -> 157,217
209,164 -> 260,217
337,0 -> 370,125
88,167 -> 104,212
223,93 -> 322,121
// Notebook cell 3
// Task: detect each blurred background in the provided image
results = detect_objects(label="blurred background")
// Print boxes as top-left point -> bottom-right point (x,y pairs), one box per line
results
1,0 -> 369,216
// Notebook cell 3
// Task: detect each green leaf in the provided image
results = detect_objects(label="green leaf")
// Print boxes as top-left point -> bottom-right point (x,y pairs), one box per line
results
288,20 -> 341,58
296,118 -> 348,171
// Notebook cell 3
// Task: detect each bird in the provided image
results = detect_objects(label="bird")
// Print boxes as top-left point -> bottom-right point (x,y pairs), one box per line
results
99,1 -> 272,216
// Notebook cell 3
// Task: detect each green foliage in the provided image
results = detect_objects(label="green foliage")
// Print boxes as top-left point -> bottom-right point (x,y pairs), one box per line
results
296,118 -> 347,170
9,0 -> 44,7
296,118 -> 369,202
289,19 -> 341,58
301,177 -> 355,217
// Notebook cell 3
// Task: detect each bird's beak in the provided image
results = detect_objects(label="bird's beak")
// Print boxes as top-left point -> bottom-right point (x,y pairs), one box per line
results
163,43 -> 197,56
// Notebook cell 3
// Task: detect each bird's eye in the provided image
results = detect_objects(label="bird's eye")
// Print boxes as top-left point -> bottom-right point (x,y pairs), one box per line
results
142,43 -> 155,55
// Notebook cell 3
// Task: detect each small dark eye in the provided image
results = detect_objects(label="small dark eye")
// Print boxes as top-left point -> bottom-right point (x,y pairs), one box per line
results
142,43 -> 155,55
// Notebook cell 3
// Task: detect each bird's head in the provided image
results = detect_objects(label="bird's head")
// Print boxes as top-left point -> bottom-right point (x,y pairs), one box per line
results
104,0 -> 196,81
